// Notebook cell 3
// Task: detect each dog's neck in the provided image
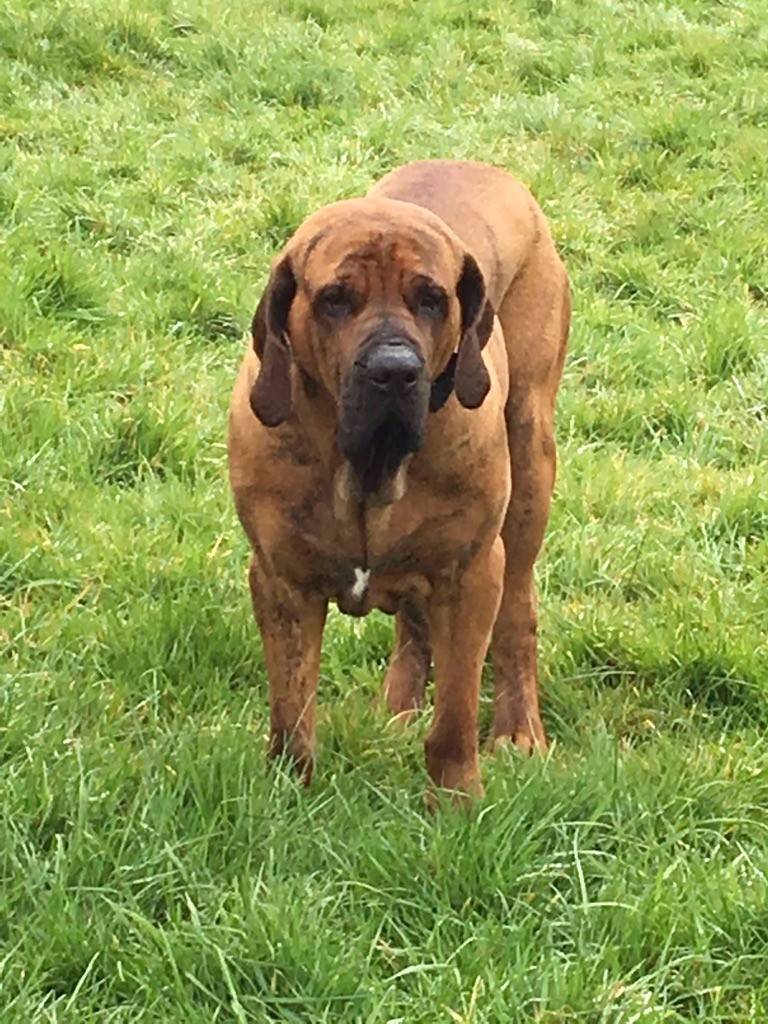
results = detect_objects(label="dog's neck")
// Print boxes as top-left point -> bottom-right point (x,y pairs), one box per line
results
334,457 -> 411,511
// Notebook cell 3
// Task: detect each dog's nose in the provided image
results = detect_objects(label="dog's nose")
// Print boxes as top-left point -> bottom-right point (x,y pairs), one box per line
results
364,343 -> 423,392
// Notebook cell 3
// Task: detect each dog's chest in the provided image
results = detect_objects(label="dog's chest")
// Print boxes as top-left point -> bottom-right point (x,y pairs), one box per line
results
274,434 -> 507,615
289,517 -> 424,616
283,490 -> 468,617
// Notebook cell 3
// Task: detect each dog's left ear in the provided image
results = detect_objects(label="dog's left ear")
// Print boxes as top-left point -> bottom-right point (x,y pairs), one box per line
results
249,256 -> 297,427
455,253 -> 494,409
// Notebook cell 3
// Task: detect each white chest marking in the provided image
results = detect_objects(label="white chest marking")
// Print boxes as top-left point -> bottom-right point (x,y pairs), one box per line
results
350,567 -> 371,601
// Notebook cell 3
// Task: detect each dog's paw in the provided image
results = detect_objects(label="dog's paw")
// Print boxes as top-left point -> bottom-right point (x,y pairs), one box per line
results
268,729 -> 316,785
490,729 -> 548,756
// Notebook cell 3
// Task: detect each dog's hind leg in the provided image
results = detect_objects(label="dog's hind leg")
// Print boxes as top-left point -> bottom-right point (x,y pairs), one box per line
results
382,599 -> 431,721
491,244 -> 570,752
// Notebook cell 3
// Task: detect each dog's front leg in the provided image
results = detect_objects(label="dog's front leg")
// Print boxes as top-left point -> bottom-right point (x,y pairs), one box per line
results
425,536 -> 505,800
248,556 -> 327,783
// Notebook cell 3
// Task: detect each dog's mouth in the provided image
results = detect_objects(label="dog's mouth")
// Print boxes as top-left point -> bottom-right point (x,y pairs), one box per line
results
338,336 -> 429,497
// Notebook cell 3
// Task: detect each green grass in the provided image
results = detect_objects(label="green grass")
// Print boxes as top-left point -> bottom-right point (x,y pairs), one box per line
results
2,0 -> 768,1019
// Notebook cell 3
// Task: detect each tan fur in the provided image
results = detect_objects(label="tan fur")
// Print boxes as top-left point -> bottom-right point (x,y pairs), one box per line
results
228,160 -> 570,797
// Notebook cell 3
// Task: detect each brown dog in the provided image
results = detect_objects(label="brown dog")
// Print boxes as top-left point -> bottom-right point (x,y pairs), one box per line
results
228,160 -> 569,797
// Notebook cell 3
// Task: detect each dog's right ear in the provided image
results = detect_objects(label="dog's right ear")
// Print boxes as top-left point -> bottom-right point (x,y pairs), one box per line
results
249,256 -> 297,427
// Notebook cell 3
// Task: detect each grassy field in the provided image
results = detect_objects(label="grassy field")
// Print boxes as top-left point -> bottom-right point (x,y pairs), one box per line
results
2,0 -> 768,1019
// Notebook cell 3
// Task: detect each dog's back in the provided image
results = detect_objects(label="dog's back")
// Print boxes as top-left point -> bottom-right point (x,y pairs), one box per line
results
369,160 -> 546,307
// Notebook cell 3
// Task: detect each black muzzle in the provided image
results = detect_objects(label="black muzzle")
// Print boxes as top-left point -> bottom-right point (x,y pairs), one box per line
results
338,335 -> 429,495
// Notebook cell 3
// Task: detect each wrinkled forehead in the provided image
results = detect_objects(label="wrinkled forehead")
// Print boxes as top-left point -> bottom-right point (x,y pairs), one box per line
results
290,199 -> 460,285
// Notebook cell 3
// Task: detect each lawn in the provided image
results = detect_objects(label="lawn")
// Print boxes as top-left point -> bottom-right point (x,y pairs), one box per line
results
1,0 -> 767,1020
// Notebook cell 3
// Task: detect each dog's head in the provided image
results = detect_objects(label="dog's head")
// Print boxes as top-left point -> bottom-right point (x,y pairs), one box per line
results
249,199 -> 494,493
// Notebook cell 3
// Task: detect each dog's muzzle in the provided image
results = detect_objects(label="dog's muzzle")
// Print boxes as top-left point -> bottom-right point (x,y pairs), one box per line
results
338,334 -> 430,496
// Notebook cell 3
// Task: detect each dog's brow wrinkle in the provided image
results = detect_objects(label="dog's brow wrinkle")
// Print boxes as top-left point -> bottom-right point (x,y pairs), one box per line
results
300,228 -> 332,273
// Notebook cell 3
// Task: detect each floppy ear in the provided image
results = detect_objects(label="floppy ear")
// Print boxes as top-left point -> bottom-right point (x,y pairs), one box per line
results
249,256 -> 297,427
454,253 -> 494,409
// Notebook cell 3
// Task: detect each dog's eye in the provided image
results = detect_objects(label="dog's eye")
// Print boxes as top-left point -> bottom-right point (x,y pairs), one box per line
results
411,283 -> 448,321
315,285 -> 356,320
